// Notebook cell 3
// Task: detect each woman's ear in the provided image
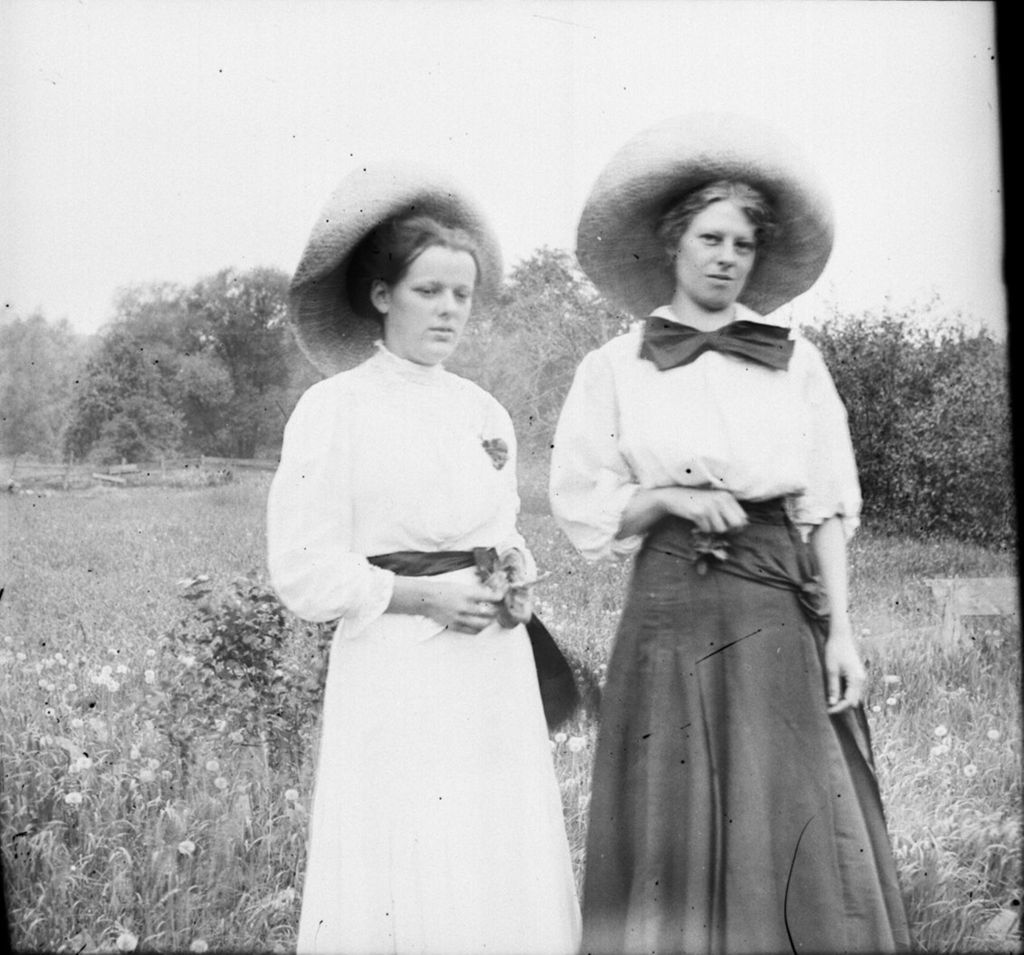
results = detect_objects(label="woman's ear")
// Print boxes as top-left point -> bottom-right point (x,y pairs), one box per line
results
369,279 -> 390,315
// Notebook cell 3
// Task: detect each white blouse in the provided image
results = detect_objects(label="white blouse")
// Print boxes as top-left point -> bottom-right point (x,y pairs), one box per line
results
267,344 -> 530,635
549,304 -> 861,562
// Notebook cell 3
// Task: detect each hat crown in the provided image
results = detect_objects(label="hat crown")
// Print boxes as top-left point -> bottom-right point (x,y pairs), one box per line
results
576,113 -> 834,317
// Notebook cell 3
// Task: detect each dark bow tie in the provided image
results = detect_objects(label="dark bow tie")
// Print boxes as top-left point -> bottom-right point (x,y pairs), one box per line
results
639,316 -> 795,371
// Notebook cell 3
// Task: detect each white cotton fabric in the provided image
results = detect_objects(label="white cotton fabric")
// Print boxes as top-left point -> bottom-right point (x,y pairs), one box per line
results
549,304 -> 862,562
268,344 -> 580,955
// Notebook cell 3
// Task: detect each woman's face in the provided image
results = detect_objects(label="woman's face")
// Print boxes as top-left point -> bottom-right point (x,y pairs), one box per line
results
372,245 -> 478,366
671,200 -> 757,313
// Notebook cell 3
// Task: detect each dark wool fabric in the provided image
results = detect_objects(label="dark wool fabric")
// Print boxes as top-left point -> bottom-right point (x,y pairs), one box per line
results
581,502 -> 911,955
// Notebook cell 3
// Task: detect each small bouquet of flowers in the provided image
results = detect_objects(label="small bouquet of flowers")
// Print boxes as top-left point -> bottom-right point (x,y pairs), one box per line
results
473,547 -> 544,628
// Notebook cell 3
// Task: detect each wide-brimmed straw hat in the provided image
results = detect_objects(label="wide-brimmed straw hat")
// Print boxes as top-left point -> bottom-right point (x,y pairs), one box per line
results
290,163 -> 503,376
576,113 -> 834,317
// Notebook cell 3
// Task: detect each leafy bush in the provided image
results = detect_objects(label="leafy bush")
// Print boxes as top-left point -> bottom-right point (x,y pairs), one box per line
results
144,575 -> 333,775
805,309 -> 1014,546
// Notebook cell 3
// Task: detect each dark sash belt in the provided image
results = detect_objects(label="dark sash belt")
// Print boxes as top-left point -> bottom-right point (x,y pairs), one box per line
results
643,500 -> 882,785
367,549 -> 581,730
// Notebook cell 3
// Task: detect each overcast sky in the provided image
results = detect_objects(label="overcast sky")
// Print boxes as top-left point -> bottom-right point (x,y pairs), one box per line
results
1,0 -> 1004,337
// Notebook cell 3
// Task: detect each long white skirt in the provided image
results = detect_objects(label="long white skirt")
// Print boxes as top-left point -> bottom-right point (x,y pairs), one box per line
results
296,572 -> 582,955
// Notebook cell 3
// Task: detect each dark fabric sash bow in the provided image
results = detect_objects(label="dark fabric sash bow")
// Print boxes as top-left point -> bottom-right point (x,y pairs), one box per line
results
642,502 -> 883,799
367,549 -> 581,730
640,316 -> 795,370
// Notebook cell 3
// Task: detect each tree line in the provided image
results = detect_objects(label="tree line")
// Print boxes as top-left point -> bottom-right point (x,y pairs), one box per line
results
0,250 -> 1013,546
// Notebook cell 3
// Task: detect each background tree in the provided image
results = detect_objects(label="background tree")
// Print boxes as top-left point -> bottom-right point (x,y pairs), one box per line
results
63,325 -> 185,463
185,267 -> 300,458
449,247 -> 630,454
0,312 -> 84,460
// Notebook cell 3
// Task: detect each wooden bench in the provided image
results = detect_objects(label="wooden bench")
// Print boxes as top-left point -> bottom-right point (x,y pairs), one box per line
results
922,577 -> 1019,645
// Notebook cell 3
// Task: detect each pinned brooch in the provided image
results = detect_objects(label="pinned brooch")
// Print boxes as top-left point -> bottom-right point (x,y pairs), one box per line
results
482,437 -> 509,470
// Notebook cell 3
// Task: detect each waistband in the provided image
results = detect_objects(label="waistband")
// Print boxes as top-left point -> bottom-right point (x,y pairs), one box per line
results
367,548 -> 496,577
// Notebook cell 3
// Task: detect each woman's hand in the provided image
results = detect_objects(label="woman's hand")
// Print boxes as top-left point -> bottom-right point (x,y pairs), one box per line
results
823,614 -> 866,714
618,486 -> 749,539
390,578 -> 501,634
658,487 -> 749,534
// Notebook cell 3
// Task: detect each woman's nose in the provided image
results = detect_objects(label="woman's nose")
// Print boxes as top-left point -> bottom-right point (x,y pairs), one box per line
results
716,242 -> 738,264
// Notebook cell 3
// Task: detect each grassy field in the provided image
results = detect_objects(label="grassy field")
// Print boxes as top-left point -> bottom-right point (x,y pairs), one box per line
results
1,474 -> 1020,953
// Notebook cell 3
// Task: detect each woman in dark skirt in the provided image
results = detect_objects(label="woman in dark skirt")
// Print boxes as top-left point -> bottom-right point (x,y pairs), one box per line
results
549,115 -> 911,954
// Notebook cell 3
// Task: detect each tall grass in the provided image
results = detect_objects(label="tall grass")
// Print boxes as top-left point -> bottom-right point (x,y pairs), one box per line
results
1,476 -> 1019,952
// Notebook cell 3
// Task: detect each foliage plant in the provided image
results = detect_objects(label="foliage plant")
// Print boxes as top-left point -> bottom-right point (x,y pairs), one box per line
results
145,575 -> 334,776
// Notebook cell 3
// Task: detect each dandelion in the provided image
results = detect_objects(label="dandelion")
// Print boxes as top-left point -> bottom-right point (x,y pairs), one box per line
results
178,654 -> 197,668
963,764 -> 978,778
178,840 -> 196,856
930,744 -> 950,757
72,755 -> 94,773
871,704 -> 881,713
130,745 -> 141,760
882,674 -> 901,685
205,759 -> 221,773
105,679 -> 120,693
116,664 -> 129,675
146,648 -> 157,658
214,776 -> 229,790
71,718 -> 84,729
885,697 -> 898,707
67,683 -> 77,693
190,941 -> 209,953
284,788 -> 300,802
860,628 -> 872,637
16,652 -> 26,662
214,719 -> 228,733
987,729 -> 1001,741
138,768 -> 156,784
933,725 -> 949,738
144,669 -> 157,685
39,734 -> 54,747
55,652 -> 67,665
567,736 -> 587,753
64,791 -> 84,806
101,664 -> 113,678
553,732 -> 568,745
115,931 -> 138,952
146,758 -> 160,770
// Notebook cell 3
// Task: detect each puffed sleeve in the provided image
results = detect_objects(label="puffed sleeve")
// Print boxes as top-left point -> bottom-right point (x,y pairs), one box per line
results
549,347 -> 644,561
789,340 -> 862,539
482,392 -> 537,579
267,381 -> 395,628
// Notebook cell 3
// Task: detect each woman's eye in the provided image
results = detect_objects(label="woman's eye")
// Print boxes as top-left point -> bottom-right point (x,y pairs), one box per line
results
415,285 -> 439,296
454,290 -> 471,303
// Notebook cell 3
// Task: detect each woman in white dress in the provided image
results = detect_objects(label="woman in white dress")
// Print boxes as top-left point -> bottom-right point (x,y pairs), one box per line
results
267,164 -> 581,955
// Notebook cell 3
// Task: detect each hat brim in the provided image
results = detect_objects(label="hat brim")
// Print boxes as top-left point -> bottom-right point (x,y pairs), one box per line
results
290,164 -> 503,376
576,113 -> 834,317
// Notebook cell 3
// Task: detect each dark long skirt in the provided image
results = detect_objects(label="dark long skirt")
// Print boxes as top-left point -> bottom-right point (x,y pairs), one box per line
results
581,503 -> 911,955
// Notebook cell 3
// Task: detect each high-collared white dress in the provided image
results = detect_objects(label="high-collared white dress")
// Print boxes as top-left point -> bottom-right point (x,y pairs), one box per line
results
268,344 -> 580,955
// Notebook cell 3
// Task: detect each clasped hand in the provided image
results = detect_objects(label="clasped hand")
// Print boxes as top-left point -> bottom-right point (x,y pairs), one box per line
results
660,486 -> 748,535
423,549 -> 534,635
